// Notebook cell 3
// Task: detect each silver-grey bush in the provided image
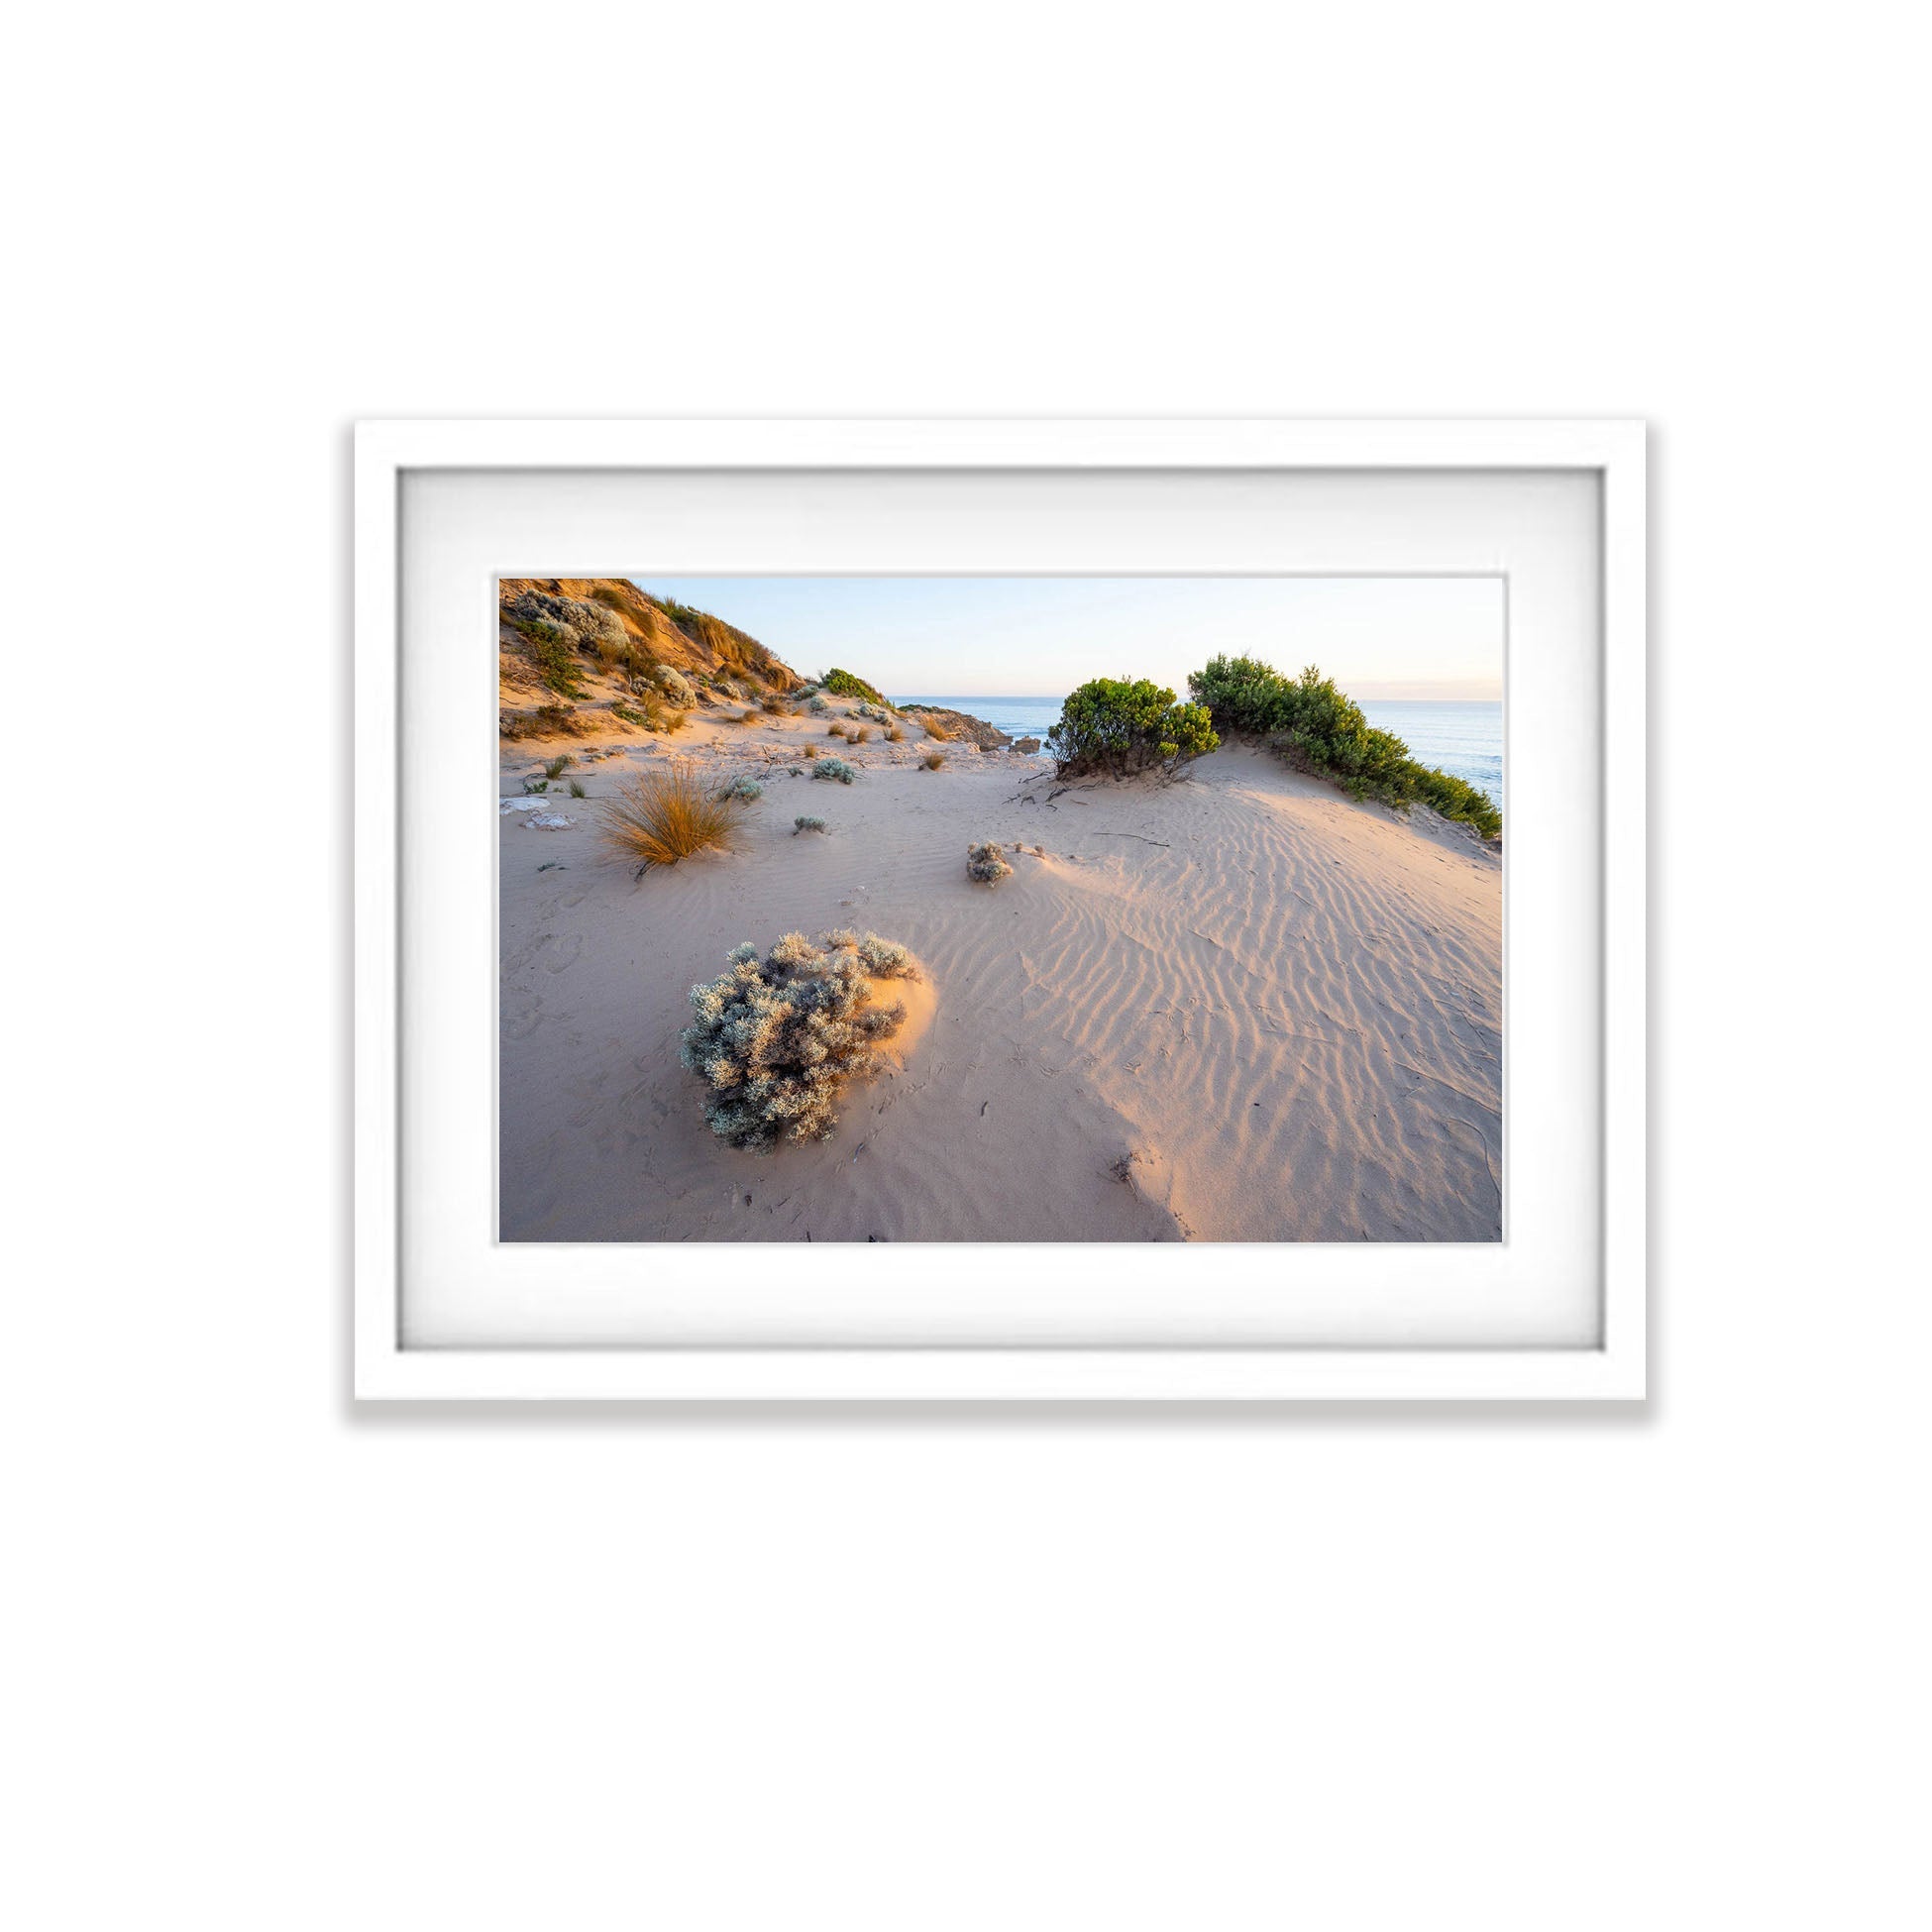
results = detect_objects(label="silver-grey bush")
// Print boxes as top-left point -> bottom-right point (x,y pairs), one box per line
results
680,931 -> 919,1150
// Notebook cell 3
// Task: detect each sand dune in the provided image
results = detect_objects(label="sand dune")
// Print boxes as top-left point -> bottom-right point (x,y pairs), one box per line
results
499,706 -> 1501,1242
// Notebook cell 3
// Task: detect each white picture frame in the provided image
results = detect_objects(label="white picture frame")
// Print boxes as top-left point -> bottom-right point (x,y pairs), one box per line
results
356,419 -> 1645,1402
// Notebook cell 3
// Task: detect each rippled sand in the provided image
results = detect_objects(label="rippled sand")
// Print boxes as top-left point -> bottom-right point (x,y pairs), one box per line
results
499,710 -> 1500,1242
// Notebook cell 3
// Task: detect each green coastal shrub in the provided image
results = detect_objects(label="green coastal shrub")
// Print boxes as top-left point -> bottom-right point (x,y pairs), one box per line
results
680,929 -> 918,1149
1187,656 -> 1501,838
794,814 -> 827,834
967,839 -> 1013,885
721,776 -> 764,802
813,757 -> 857,784
821,667 -> 888,705
1046,677 -> 1218,777
806,694 -> 829,712
515,625 -> 588,698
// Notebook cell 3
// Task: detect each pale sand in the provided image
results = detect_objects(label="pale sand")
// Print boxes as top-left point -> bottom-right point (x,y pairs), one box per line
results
499,706 -> 1501,1242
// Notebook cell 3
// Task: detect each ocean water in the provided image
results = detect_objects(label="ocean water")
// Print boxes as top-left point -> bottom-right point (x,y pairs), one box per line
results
894,694 -> 1504,813
1360,701 -> 1504,813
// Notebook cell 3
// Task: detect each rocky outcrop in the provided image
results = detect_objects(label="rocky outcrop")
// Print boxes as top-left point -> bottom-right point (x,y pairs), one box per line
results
900,704 -> 1011,751
1013,735 -> 1042,754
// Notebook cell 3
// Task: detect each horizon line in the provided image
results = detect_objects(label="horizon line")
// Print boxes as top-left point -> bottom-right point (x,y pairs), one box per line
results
888,689 -> 1504,701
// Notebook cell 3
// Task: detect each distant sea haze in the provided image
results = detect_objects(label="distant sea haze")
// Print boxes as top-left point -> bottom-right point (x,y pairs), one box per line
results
896,695 -> 1504,813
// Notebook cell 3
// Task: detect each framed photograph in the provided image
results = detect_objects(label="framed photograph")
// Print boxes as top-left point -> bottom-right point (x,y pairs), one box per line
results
356,419 -> 1645,1401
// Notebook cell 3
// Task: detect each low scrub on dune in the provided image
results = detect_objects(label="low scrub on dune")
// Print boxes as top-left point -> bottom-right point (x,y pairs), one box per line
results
610,695 -> 684,734
1046,677 -> 1218,778
848,725 -> 870,744
598,759 -> 739,876
793,814 -> 827,834
1188,656 -> 1501,838
515,628 -> 588,699
813,757 -> 857,784
647,595 -> 785,685
542,754 -> 576,780
886,724 -> 905,742
967,839 -> 1013,885
654,666 -> 698,707
820,668 -> 888,705
720,776 -> 764,802
920,749 -> 946,770
680,929 -> 918,1149
504,590 -> 631,698
803,742 -> 819,759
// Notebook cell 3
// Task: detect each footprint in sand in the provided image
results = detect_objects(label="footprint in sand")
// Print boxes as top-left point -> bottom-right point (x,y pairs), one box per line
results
503,988 -> 543,1041
538,932 -> 585,975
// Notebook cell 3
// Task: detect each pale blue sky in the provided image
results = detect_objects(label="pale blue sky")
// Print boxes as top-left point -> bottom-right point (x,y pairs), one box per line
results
631,577 -> 1503,701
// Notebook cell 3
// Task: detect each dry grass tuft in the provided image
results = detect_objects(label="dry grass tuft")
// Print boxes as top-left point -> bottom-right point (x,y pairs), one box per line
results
848,725 -> 870,744
920,749 -> 946,770
886,725 -> 905,742
598,759 -> 740,876
803,741 -> 819,759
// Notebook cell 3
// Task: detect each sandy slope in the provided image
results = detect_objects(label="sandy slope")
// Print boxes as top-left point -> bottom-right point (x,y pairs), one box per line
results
499,706 -> 1501,1242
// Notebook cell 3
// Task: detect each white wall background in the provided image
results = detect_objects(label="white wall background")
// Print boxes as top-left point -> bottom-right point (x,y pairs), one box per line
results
5,5 -> 1925,1927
